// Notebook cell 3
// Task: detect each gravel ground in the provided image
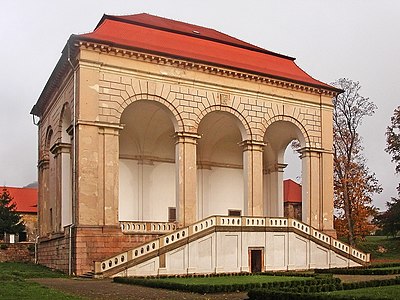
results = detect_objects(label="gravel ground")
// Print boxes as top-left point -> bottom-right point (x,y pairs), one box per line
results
31,274 -> 399,299
334,274 -> 399,283
31,278 -> 248,300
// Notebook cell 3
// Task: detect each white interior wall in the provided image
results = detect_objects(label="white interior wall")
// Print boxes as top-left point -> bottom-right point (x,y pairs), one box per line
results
197,167 -> 243,219
119,158 -> 175,222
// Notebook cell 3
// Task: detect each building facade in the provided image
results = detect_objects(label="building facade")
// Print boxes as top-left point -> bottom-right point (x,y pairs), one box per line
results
31,14 -> 358,275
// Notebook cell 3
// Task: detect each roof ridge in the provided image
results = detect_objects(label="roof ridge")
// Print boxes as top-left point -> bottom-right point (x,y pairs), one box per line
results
97,13 -> 295,60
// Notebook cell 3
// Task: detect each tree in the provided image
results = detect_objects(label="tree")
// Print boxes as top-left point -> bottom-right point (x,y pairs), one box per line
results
378,106 -> 400,237
385,105 -> 400,192
0,187 -> 25,239
332,78 -> 381,246
375,197 -> 400,237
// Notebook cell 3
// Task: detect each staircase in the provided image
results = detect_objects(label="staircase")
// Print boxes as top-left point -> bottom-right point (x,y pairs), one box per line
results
94,216 -> 369,278
78,271 -> 95,279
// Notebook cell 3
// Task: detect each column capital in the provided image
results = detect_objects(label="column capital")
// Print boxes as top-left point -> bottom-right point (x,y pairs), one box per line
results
264,163 -> 287,174
38,158 -> 49,170
174,132 -> 201,144
298,147 -> 332,157
239,140 -> 266,152
50,142 -> 71,156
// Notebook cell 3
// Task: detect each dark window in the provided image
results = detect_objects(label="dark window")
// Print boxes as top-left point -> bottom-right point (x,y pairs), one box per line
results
19,232 -> 27,242
228,209 -> 241,216
168,207 -> 176,222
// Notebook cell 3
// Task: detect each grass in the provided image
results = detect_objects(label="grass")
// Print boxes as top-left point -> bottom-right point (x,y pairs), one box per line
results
0,262 -> 67,279
0,262 -> 83,300
0,280 -> 83,300
156,274 -> 312,285
325,285 -> 400,299
357,236 -> 400,263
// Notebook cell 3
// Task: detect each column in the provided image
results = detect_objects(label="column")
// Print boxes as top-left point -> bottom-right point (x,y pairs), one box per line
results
38,154 -> 49,236
300,149 -> 321,229
175,132 -> 200,226
321,151 -> 335,236
100,126 -> 120,225
265,163 -> 287,217
241,140 -> 265,216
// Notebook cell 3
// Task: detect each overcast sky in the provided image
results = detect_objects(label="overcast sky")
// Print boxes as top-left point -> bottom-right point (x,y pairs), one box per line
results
1,0 -> 399,210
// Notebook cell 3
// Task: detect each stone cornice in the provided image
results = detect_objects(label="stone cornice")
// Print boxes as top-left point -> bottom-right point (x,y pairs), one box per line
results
50,142 -> 71,156
77,41 -> 339,98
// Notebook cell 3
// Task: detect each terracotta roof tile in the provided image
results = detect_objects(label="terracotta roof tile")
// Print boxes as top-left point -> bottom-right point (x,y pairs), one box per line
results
3,187 -> 38,213
78,14 -> 333,89
284,179 -> 302,203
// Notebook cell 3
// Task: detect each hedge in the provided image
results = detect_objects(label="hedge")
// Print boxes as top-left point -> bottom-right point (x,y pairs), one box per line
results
114,276 -> 340,294
315,266 -> 400,275
126,270 -> 314,280
247,276 -> 400,300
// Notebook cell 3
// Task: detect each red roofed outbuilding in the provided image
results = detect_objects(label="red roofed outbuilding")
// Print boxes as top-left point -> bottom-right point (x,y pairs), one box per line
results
283,179 -> 302,221
3,187 -> 38,242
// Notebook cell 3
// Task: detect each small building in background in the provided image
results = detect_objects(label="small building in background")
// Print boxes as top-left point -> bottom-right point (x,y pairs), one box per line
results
284,179 -> 302,221
5,187 -> 38,242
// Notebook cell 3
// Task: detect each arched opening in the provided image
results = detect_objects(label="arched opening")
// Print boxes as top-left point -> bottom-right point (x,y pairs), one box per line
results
283,141 -> 302,220
60,105 -> 72,227
197,111 -> 245,219
119,100 -> 176,222
263,120 -> 305,220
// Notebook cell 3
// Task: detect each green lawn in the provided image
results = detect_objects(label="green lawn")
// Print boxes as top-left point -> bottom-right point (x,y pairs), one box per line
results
157,274 -> 312,285
0,262 -> 84,300
0,280 -> 83,300
325,285 -> 400,299
357,236 -> 400,262
0,262 -> 67,279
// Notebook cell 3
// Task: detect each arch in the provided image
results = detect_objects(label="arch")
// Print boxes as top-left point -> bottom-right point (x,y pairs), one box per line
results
263,115 -> 310,148
118,93 -> 184,132
263,116 -> 309,221
196,110 -> 245,219
195,105 -> 252,141
45,126 -> 53,151
59,103 -> 72,143
119,99 -> 177,222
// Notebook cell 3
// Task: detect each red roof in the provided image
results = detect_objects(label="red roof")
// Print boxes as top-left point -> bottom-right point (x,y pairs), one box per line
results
3,187 -> 37,213
97,13 -> 269,53
284,179 -> 302,203
77,13 -> 334,90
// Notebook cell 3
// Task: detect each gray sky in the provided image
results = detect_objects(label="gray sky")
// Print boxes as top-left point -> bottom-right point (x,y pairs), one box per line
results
1,0 -> 399,210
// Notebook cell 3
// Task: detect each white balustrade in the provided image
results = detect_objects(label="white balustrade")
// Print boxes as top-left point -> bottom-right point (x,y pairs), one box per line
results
332,238 -> 350,254
130,239 -> 160,260
163,228 -> 189,246
350,247 -> 368,262
244,217 -> 266,227
268,218 -> 288,227
100,251 -> 128,272
120,221 -> 176,234
217,216 -> 242,226
311,228 -> 331,245
191,216 -> 216,234
291,219 -> 310,235
98,214 -> 370,274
